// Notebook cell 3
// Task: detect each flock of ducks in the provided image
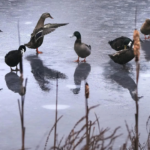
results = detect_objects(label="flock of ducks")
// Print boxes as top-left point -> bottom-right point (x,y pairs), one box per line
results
3,12 -> 150,71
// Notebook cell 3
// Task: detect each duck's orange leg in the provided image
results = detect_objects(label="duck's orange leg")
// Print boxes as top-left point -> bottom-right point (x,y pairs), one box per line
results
81,58 -> 86,62
36,48 -> 43,54
74,57 -> 79,62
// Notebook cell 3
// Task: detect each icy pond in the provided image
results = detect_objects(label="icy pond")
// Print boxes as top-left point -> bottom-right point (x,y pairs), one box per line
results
0,0 -> 150,149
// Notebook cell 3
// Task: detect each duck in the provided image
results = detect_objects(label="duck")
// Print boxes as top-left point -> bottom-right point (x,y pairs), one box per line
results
71,31 -> 91,62
140,19 -> 150,40
108,40 -> 134,68
25,12 -> 68,54
108,36 -> 132,51
5,45 -> 26,71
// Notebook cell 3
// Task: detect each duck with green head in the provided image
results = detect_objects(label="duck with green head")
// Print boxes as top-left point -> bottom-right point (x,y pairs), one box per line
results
71,31 -> 91,62
108,36 -> 132,51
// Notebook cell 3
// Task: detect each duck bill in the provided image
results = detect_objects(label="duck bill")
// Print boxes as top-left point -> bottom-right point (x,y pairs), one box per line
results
49,15 -> 53,19
70,35 -> 74,38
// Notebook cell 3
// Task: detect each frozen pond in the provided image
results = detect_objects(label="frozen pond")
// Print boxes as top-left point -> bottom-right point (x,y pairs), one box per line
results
0,0 -> 150,149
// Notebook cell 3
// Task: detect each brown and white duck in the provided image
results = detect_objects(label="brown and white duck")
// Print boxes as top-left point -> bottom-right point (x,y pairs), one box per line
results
140,19 -> 150,40
25,12 -> 68,54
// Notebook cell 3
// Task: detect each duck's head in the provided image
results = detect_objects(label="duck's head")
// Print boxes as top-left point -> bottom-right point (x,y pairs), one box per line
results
41,13 -> 53,19
71,31 -> 81,39
146,19 -> 150,25
18,45 -> 26,55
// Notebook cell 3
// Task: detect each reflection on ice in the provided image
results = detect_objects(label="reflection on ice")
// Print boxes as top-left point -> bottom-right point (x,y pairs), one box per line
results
42,104 -> 70,110
141,41 -> 150,61
26,55 -> 67,92
71,62 -> 91,94
110,72 -> 143,101
140,73 -> 150,77
66,84 -> 80,89
25,22 -> 32,25
5,72 -> 24,95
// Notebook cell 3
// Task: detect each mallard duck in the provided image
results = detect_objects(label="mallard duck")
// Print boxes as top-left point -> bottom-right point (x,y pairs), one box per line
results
108,40 -> 134,68
108,36 -> 132,51
5,45 -> 26,71
71,31 -> 91,62
140,19 -> 150,40
25,12 -> 68,54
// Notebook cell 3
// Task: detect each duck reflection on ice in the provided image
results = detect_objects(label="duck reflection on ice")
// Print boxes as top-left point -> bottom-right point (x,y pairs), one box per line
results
26,55 -> 67,92
110,72 -> 143,101
141,41 -> 150,61
72,62 -> 91,94
5,72 -> 25,95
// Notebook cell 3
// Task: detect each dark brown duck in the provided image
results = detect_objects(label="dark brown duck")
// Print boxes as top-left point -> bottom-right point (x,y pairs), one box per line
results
5,45 -> 26,71
108,40 -> 134,68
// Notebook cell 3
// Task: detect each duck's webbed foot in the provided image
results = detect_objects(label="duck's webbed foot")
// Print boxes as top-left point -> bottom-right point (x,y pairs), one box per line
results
15,66 -> 20,71
74,57 -> 80,62
10,66 -> 20,72
10,67 -> 16,72
36,48 -> 43,54
81,58 -> 86,62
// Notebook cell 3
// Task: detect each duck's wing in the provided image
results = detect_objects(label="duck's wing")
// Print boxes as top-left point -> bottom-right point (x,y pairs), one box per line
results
110,49 -> 129,57
34,23 -> 69,41
43,23 -> 68,35
84,44 -> 91,50
140,22 -> 150,34
5,50 -> 18,60
109,49 -> 134,64
75,43 -> 91,58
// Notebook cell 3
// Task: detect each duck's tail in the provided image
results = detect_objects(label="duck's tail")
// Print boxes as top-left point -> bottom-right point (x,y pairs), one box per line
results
89,45 -> 91,50
108,54 -> 113,58
108,41 -> 113,46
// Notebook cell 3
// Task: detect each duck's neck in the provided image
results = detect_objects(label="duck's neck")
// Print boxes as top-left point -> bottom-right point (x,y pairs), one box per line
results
75,38 -> 81,44
75,34 -> 81,44
130,40 -> 134,50
35,16 -> 46,30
